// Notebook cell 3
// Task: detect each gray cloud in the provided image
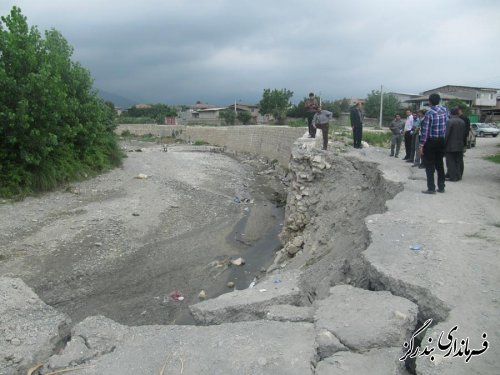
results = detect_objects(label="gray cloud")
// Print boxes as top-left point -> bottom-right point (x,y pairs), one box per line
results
2,0 -> 499,105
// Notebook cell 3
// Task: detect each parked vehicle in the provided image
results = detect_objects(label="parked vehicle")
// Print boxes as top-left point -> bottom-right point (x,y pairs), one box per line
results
467,126 -> 476,148
471,123 -> 499,137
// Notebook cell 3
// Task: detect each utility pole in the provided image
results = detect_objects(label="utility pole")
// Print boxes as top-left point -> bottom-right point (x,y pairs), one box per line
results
378,85 -> 384,129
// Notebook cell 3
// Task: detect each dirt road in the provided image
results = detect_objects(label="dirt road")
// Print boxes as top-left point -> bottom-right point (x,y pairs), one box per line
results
0,141 -> 286,325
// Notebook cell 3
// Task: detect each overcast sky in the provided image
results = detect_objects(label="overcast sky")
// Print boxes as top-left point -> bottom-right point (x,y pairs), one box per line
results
2,0 -> 500,106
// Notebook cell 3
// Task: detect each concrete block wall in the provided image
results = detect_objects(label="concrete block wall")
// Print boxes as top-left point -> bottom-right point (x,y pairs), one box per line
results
115,124 -> 307,167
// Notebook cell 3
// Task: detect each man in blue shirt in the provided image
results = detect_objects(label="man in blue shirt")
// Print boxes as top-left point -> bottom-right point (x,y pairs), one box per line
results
418,93 -> 448,194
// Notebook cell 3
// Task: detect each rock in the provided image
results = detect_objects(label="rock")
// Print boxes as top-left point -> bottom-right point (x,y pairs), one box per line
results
135,173 -> 148,179
227,281 -> 235,288
230,257 -> 245,266
291,236 -> 304,248
286,244 -> 300,256
314,285 -> 418,351
198,290 -> 207,300
315,329 -> 347,359
0,277 -> 71,375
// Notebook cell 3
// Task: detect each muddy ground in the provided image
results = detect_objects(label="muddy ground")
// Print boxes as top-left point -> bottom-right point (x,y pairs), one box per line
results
0,141 -> 289,326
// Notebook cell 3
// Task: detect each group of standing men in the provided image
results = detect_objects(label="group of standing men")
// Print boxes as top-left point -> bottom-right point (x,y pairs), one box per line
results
390,93 -> 469,194
305,92 -> 364,150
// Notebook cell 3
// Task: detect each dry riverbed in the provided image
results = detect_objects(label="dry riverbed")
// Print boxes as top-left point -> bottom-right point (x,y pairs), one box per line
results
0,140 -> 287,326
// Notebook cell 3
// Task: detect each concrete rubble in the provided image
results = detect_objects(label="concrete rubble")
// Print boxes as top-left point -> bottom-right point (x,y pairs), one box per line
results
0,277 -> 71,375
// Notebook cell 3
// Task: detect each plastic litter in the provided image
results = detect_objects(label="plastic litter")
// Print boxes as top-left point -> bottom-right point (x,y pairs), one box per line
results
273,274 -> 282,284
249,277 -> 256,288
410,244 -> 423,251
233,197 -> 241,203
169,290 -> 184,301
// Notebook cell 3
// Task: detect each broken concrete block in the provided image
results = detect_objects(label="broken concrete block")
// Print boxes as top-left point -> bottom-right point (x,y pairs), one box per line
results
0,277 -> 71,375
315,329 -> 347,359
316,347 -> 408,375
315,285 -> 418,352
265,304 -> 314,322
47,317 -> 316,375
190,270 -> 311,325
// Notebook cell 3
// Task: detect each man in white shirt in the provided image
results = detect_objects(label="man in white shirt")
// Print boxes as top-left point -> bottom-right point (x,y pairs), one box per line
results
403,110 -> 414,160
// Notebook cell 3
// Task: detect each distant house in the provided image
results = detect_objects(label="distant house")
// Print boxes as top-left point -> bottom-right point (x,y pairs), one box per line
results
405,93 -> 473,110
228,103 -> 271,124
189,101 -> 216,111
134,103 -> 152,109
346,98 -> 366,107
422,85 -> 498,109
388,92 -> 420,108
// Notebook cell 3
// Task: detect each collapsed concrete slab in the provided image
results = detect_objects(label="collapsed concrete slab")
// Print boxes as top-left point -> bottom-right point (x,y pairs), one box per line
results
190,270 -> 312,325
46,315 -> 317,375
315,347 -> 409,375
264,304 -> 314,322
315,285 -> 418,352
0,277 -> 71,375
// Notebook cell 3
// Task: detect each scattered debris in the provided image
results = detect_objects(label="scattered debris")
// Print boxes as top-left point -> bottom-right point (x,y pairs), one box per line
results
198,290 -> 206,300
169,290 -> 184,301
135,173 -> 148,179
230,257 -> 245,266
249,278 -> 256,288
409,244 -> 422,251
132,213 -> 140,217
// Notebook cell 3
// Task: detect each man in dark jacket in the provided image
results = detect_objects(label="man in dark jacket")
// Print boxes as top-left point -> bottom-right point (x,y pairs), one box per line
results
445,107 -> 466,182
458,106 -> 470,178
350,102 -> 363,148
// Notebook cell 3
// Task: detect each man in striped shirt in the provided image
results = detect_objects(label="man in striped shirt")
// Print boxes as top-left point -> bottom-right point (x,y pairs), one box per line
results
418,93 -> 449,194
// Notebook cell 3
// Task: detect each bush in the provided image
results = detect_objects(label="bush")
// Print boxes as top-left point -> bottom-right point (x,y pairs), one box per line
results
0,7 -> 123,198
287,118 -> 307,127
362,131 -> 393,147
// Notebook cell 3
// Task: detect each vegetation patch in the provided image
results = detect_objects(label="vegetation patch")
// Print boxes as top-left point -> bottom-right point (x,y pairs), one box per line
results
484,153 -> 500,164
0,7 -> 123,198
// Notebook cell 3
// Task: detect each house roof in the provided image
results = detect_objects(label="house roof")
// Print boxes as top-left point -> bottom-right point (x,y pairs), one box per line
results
422,85 -> 500,93
195,107 -> 227,112
405,93 -> 470,103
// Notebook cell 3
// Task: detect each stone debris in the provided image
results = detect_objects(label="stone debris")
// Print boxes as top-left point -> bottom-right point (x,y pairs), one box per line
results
315,329 -> 348,359
0,278 -> 71,375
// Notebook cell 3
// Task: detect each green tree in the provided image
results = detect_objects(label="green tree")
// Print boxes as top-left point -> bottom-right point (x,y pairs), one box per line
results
258,88 -> 293,124
364,90 -> 402,124
237,110 -> 252,125
0,6 -> 122,198
125,103 -> 177,124
446,99 -> 471,116
321,100 -> 341,118
219,108 -> 236,125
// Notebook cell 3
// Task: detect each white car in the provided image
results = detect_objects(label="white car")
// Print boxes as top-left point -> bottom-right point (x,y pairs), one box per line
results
471,123 -> 499,137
